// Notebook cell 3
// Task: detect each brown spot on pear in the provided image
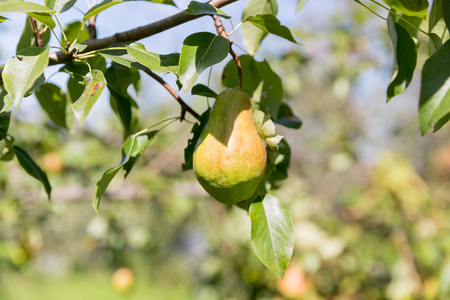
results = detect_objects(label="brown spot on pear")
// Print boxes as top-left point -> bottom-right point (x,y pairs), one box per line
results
193,88 -> 267,204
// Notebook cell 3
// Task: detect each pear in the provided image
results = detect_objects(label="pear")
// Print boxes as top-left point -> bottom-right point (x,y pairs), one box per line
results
193,88 -> 267,204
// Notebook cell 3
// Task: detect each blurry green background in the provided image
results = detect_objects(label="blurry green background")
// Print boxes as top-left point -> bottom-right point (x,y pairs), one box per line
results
2,1 -> 450,299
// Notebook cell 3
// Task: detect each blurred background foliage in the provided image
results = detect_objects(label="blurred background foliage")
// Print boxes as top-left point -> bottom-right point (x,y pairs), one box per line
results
2,1 -> 450,299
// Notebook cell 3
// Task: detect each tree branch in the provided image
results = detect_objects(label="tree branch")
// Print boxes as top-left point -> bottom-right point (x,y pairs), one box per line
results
0,0 -> 238,85
88,15 -> 98,40
212,15 -> 242,89
29,16 -> 43,47
144,70 -> 200,121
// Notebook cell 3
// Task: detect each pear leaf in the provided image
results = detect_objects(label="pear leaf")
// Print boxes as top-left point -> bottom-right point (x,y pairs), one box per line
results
386,15 -> 417,101
382,0 -> 428,18
13,146 -> 51,200
419,40 -> 450,134
2,46 -> 50,110
0,111 -> 11,141
179,32 -> 229,92
250,194 -> 294,278
245,14 -> 298,44
71,69 -> 107,126
184,1 -> 230,19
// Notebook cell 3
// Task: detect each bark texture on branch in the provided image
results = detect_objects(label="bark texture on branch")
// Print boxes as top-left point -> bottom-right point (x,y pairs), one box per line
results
212,15 -> 242,89
29,16 -> 44,47
88,15 -> 98,40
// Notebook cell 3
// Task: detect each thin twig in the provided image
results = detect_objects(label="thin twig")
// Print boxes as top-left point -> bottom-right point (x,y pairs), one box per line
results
88,15 -> 98,40
144,70 -> 200,121
29,16 -> 43,47
212,15 -> 242,89
354,0 -> 387,21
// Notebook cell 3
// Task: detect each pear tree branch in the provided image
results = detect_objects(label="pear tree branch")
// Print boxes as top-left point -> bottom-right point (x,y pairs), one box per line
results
29,16 -> 43,47
88,15 -> 98,40
144,70 -> 200,121
212,15 -> 242,89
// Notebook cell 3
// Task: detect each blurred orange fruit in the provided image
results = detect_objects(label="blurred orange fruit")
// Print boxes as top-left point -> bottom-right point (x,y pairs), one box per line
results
42,153 -> 63,174
111,267 -> 135,293
277,263 -> 310,299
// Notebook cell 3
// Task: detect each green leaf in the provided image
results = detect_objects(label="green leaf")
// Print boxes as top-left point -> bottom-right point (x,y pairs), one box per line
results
419,40 -> 450,134
297,0 -> 307,11
443,0 -> 450,31
179,32 -> 229,92
110,91 -> 138,139
182,109 -> 209,171
17,17 -> 51,52
28,12 -> 55,28
2,46 -> 50,109
13,146 -> 51,200
267,139 -> 291,184
83,0 -> 176,20
241,0 -> 277,55
35,83 -> 67,128
245,14 -> 298,44
0,90 -> 14,112
222,55 -> 283,118
386,15 -> 417,101
392,13 -> 423,39
93,129 -> 160,213
127,42 -> 179,74
59,61 -> 89,82
0,1 -> 55,14
191,84 -> 217,98
85,55 -> 107,72
100,48 -> 147,70
69,43 -> 87,53
0,137 -> 15,161
0,111 -> 11,141
83,0 -> 124,21
184,1 -> 230,19
382,0 -> 428,18
93,137 -> 136,213
433,112 -> 450,132
66,77 -> 85,104
146,0 -> 176,5
106,62 -> 139,138
250,194 -> 294,278
429,0 -> 450,53
274,102 -> 302,129
24,75 -> 45,97
84,0 -> 173,21
45,0 -> 76,13
71,69 -> 107,126
62,21 -> 89,45
122,131 -> 158,177
105,62 -> 134,96
0,16 -> 7,22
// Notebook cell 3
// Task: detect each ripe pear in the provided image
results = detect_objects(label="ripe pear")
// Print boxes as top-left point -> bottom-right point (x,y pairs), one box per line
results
193,88 -> 267,204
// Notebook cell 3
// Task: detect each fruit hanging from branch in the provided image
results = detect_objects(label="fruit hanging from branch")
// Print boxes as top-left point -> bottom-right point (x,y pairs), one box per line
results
193,88 -> 266,204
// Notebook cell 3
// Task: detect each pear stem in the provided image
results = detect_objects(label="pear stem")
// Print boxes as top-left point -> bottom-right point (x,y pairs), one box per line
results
143,70 -> 201,121
212,15 -> 242,89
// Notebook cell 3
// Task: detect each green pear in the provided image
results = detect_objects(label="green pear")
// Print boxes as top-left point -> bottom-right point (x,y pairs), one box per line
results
193,88 -> 267,204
